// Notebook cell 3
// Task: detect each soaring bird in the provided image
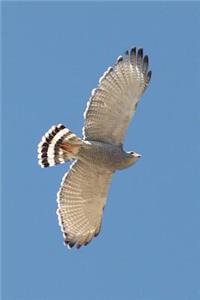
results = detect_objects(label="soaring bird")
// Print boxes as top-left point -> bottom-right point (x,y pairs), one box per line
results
38,48 -> 151,249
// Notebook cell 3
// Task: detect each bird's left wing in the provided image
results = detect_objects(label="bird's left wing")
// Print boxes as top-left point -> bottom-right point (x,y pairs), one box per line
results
82,48 -> 151,145
57,160 -> 113,249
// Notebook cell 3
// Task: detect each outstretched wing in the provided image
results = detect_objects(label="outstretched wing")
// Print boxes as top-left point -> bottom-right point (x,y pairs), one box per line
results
83,48 -> 151,145
57,160 -> 113,249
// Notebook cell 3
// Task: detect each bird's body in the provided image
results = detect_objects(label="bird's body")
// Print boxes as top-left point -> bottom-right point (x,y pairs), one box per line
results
78,141 -> 139,171
38,47 -> 151,249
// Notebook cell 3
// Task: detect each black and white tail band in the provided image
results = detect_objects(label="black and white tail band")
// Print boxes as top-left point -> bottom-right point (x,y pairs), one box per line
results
38,124 -> 82,168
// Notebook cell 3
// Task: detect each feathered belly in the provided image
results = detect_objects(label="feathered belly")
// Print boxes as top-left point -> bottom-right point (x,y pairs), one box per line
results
78,141 -> 124,171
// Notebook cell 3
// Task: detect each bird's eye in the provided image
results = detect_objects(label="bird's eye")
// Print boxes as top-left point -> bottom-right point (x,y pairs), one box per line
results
130,151 -> 134,154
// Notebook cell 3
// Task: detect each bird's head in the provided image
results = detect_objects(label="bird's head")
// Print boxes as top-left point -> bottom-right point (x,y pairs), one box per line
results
126,151 -> 142,166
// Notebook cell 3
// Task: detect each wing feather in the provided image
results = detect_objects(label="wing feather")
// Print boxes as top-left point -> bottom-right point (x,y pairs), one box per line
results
82,48 -> 151,145
57,160 -> 113,248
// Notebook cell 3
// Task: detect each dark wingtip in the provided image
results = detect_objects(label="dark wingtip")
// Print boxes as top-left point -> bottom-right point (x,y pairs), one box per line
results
143,55 -> 149,66
147,70 -> 152,82
64,238 -> 76,249
130,47 -> 136,55
125,49 -> 129,56
84,241 -> 90,246
138,48 -> 143,58
117,56 -> 123,63
94,227 -> 101,238
69,242 -> 76,248
143,55 -> 149,73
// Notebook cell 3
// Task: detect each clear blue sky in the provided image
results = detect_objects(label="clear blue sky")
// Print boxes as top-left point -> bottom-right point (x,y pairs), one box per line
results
2,2 -> 200,300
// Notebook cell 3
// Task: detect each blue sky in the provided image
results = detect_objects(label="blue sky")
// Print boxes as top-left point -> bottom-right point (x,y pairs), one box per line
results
2,2 -> 200,300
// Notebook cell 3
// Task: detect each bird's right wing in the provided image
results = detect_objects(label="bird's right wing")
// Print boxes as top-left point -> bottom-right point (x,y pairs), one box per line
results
82,48 -> 151,145
57,160 -> 113,249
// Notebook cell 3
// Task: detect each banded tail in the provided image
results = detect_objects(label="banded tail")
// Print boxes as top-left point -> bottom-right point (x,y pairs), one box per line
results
38,124 -> 83,168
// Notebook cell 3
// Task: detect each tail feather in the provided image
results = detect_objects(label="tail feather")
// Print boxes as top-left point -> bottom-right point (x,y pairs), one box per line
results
38,124 -> 82,168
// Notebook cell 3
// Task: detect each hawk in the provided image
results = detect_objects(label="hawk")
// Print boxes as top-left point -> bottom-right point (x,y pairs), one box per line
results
38,48 -> 151,249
